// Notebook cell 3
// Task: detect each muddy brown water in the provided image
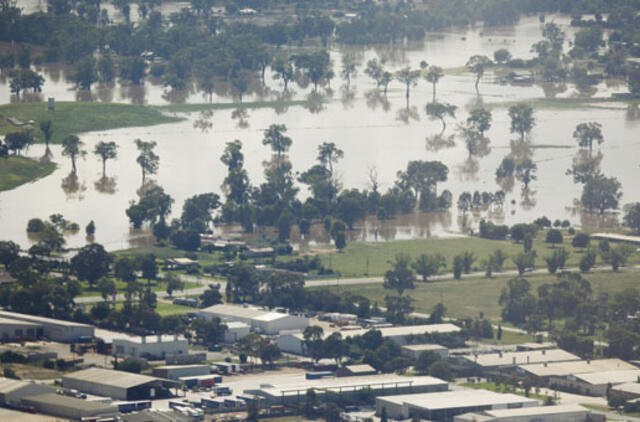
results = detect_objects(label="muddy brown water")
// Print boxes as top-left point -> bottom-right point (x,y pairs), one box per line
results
1,15 -> 638,250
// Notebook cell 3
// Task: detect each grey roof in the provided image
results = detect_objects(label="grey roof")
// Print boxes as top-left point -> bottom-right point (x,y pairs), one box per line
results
22,393 -> 115,412
0,317 -> 41,327
63,367 -> 175,389
458,404 -> 589,420
612,382 -> 640,395
0,378 -> 33,394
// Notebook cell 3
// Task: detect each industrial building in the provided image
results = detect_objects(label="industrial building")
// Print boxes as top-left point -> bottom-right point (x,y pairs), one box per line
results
113,334 -> 188,359
62,367 -> 180,400
277,324 -> 461,355
0,310 -> 94,342
21,393 -> 118,420
152,364 -> 211,380
549,369 -> 640,396
224,321 -> 251,343
375,390 -> 538,420
0,317 -> 43,342
0,377 -> 55,405
198,304 -> 308,334
612,382 -> 640,400
401,344 -> 448,360
245,374 -> 447,405
454,404 -> 602,422
517,359 -> 638,382
457,349 -> 580,371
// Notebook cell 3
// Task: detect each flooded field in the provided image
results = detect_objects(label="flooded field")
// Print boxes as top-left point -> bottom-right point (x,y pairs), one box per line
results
1,15 -> 638,250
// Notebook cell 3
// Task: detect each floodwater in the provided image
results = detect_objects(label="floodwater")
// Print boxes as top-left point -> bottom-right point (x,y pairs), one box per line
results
1,15 -> 639,250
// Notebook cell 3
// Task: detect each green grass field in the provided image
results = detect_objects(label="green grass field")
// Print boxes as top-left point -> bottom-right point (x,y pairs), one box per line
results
0,156 -> 56,191
318,235 -> 634,278
78,278 -> 200,297
0,102 -> 182,144
321,268 -> 640,322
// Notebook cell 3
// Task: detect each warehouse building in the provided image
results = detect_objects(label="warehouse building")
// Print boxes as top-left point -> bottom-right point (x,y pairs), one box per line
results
517,359 -> 638,382
198,304 -> 308,334
21,393 -> 118,420
245,374 -> 447,405
0,317 -> 43,342
611,382 -> 640,400
62,367 -> 180,400
224,321 -> 251,343
277,324 -> 461,355
0,377 -> 55,405
457,349 -> 580,371
454,404 -> 601,422
0,310 -> 94,342
152,364 -> 211,380
550,369 -> 640,396
402,344 -> 448,360
376,390 -> 538,420
113,334 -> 188,359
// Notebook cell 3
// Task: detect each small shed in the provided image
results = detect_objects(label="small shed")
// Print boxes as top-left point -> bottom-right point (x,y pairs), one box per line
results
337,364 -> 377,377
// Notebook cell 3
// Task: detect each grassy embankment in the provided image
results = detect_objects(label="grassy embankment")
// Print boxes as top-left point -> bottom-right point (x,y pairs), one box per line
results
0,156 -> 56,191
315,235 -> 640,278
319,269 -> 640,322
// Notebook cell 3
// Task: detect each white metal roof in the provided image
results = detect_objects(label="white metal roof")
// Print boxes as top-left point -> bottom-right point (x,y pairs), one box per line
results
459,404 -> 589,420
573,369 -> 640,386
520,359 -> 637,377
200,304 -> 287,321
0,317 -> 41,327
462,349 -> 579,367
612,382 -> 640,395
378,389 -> 538,410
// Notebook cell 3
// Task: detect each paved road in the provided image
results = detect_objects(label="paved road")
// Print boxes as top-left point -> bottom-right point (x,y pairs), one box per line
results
75,264 -> 640,305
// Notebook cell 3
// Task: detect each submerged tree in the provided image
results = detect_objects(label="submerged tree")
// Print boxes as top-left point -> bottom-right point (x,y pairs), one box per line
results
61,135 -> 86,174
508,103 -> 535,140
425,66 -> 444,102
395,66 -> 421,103
94,141 -> 118,177
134,139 -> 159,184
466,55 -> 491,93
573,122 -> 603,152
426,102 -> 457,134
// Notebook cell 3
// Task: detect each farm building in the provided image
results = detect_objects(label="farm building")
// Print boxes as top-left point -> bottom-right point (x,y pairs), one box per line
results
198,304 -> 308,335
62,367 -> 180,400
0,377 -> 55,405
21,393 -> 118,420
113,334 -> 188,359
0,310 -> 94,342
376,390 -> 538,421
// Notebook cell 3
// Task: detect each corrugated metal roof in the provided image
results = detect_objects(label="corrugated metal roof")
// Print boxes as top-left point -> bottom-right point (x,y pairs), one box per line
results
520,358 -> 637,377
22,393 -> 115,411
462,349 -> 579,367
63,367 -> 165,389
0,378 -> 29,394
573,369 -> 640,385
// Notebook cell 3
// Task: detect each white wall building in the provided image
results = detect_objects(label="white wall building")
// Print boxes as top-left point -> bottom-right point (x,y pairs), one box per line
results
0,310 -> 94,342
224,321 -> 251,343
198,304 -> 308,335
376,390 -> 538,420
113,334 -> 188,359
